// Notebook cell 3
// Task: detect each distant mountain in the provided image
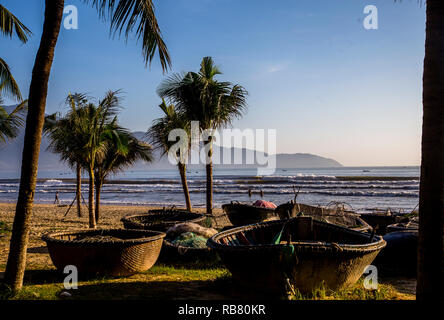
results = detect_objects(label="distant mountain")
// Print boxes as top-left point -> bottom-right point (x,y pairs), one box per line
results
0,128 -> 342,174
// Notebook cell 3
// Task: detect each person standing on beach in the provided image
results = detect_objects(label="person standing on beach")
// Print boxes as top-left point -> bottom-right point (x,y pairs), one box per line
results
54,191 -> 60,205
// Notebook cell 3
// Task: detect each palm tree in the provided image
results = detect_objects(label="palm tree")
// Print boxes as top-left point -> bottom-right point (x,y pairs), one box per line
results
95,128 -> 153,222
0,4 -> 32,102
158,57 -> 248,214
75,91 -> 124,228
416,0 -> 444,300
43,93 -> 90,218
5,0 -> 171,291
148,100 -> 192,211
44,91 -> 136,225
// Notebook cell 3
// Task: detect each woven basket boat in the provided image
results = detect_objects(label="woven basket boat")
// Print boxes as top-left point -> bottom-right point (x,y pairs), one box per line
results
374,231 -> 417,276
207,217 -> 386,294
387,220 -> 418,233
359,211 -> 402,235
42,229 -> 165,276
121,209 -> 206,232
222,202 -> 277,227
277,202 -> 372,233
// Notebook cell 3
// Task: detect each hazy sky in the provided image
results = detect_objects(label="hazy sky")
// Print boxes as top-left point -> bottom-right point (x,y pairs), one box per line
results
1,0 -> 425,166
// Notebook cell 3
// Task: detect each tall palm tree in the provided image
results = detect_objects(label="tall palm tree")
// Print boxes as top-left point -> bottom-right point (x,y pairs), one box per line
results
0,4 -> 32,102
43,93 -> 90,218
95,128 -> 153,222
5,0 -> 171,291
148,99 -> 192,211
44,91 -> 133,225
75,91 -> 124,228
416,0 -> 444,300
158,57 -> 248,214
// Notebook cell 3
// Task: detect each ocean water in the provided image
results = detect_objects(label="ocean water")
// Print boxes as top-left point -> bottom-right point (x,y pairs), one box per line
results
0,166 -> 419,213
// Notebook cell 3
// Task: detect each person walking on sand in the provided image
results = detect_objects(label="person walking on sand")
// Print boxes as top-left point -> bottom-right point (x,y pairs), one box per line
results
54,191 -> 60,205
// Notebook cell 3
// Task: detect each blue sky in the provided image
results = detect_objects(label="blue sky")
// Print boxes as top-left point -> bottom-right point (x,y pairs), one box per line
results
1,0 -> 425,166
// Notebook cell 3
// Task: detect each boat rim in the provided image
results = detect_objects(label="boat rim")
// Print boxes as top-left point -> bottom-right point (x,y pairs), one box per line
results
42,228 -> 166,245
208,218 -> 386,252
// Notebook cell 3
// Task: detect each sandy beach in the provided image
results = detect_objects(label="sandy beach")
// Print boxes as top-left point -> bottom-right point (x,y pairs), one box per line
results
0,202 -> 416,299
0,203 -> 225,269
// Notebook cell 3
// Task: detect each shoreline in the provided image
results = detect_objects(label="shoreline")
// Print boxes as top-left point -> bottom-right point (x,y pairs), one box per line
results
0,175 -> 420,184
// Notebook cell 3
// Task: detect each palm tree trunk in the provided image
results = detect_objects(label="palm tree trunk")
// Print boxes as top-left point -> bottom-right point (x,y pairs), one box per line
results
178,162 -> 192,211
206,163 -> 213,215
417,0 -> 444,301
95,177 -> 102,223
205,140 -> 213,215
3,0 -> 65,292
88,167 -> 96,229
76,163 -> 82,217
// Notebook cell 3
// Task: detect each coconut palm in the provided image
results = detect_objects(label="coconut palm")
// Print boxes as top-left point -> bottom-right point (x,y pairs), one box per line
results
5,0 -> 170,291
44,91 -> 132,226
95,128 -> 153,222
416,0 -> 444,300
158,57 -> 248,214
74,91 -> 124,229
43,93 -> 90,218
148,99 -> 192,211
0,5 -> 32,101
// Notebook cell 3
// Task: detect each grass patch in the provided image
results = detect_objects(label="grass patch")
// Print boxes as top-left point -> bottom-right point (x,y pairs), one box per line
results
2,264 -> 231,300
289,279 -> 413,300
0,265 -> 414,300
0,221 -> 11,234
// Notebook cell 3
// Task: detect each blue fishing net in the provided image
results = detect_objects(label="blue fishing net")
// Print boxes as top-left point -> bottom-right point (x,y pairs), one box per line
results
171,232 -> 208,249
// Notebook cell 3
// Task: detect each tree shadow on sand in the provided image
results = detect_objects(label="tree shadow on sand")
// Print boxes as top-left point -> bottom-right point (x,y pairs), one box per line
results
27,246 -> 49,254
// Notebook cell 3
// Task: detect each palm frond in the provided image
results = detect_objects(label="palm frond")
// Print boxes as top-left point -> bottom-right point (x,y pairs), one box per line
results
0,5 -> 32,43
96,129 -> 153,181
0,58 -> 22,101
0,100 -> 27,144
147,100 -> 190,161
157,57 -> 248,132
85,0 -> 171,71
199,56 -> 221,80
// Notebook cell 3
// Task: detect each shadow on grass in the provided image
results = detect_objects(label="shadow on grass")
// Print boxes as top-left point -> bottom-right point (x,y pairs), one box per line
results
23,269 -> 64,285
156,260 -> 224,270
13,269 -> 280,300
64,278 -> 279,300
21,269 -> 120,286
